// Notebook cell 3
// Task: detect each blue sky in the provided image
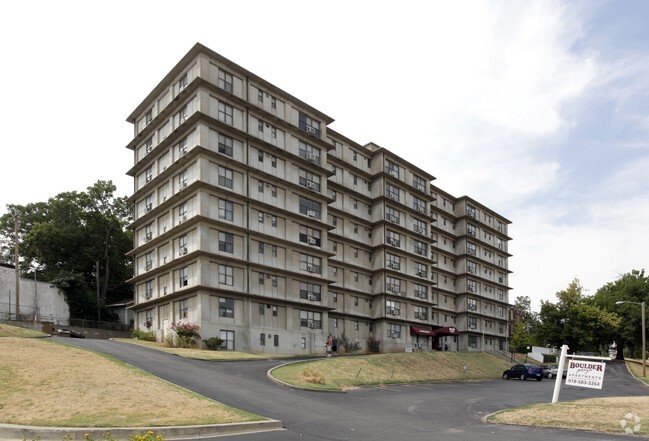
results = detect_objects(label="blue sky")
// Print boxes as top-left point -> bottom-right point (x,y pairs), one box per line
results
1,0 -> 647,310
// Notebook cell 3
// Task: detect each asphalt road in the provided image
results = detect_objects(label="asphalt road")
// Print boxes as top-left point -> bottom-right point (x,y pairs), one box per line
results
55,337 -> 648,441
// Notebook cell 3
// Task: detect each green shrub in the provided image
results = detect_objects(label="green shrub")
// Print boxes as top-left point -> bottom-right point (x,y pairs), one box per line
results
203,337 -> 224,350
131,329 -> 156,342
367,336 -> 381,353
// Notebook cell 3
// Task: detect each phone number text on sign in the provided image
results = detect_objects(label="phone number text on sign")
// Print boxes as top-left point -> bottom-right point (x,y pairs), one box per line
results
565,360 -> 606,389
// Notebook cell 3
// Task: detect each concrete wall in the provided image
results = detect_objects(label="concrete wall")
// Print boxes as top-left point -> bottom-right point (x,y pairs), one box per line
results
0,265 -> 70,322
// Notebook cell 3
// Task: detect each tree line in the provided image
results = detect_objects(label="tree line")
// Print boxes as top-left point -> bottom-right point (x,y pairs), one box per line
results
0,181 -> 132,321
511,271 -> 648,360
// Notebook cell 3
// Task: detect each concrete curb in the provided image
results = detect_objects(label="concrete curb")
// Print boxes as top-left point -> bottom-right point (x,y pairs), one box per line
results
0,420 -> 284,441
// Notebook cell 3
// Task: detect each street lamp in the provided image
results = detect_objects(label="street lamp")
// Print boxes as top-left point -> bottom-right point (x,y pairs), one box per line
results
616,301 -> 646,377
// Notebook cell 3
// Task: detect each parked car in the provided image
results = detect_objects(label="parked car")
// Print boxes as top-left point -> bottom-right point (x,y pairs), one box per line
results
540,363 -> 567,379
502,364 -> 544,381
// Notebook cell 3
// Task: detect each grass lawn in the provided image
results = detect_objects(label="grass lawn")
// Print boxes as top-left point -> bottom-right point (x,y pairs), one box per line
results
0,330 -> 264,427
114,338 -> 297,360
270,351 -> 513,390
0,323 -> 48,338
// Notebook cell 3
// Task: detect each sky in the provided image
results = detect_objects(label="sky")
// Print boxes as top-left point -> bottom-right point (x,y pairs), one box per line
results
1,0 -> 648,311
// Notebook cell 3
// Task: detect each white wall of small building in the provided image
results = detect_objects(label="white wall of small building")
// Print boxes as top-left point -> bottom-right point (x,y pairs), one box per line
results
0,265 -> 70,322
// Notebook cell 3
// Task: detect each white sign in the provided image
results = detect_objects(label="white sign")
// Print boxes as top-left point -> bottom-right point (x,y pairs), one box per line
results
565,360 -> 606,389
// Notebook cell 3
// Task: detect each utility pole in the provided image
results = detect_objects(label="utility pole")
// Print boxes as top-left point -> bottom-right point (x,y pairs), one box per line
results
96,261 -> 101,323
13,212 -> 19,320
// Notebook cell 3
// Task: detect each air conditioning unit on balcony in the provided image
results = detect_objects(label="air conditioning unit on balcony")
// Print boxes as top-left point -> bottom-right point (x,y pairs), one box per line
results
144,290 -> 152,299
387,237 -> 396,246
144,233 -> 152,242
306,126 -> 317,135
179,215 -> 187,223
388,169 -> 398,177
145,204 -> 152,213
180,247 -> 188,255
306,152 -> 317,162
417,271 -> 426,277
308,321 -> 316,328
416,291 -> 426,299
388,308 -> 397,315
307,264 -> 316,272
306,181 -> 317,190
307,237 -> 317,245
415,226 -> 425,234
386,214 -> 398,223
416,183 -> 425,191
388,193 -> 398,200
145,262 -> 152,271
307,294 -> 317,301
387,284 -> 397,293
416,205 -> 425,213
388,262 -> 398,269
145,175 -> 152,183
307,210 -> 316,218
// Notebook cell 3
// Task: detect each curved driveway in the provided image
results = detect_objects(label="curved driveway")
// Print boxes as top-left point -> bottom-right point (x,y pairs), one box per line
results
56,337 -> 647,441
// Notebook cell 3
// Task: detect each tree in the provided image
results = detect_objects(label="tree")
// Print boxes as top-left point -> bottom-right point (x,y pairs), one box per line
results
536,278 -> 620,353
509,295 -> 540,352
0,181 -> 133,320
592,269 -> 649,359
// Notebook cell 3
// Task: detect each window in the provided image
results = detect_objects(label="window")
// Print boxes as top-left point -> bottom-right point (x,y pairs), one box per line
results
298,112 -> 320,137
386,276 -> 401,294
413,218 -> 426,235
299,282 -> 321,301
414,283 -> 427,299
385,160 -> 399,178
467,224 -> 477,237
299,225 -> 321,246
177,73 -> 188,92
467,279 -> 477,293
386,253 -> 400,270
414,306 -> 427,320
144,109 -> 152,125
274,335 -> 279,347
386,299 -> 401,316
218,134 -> 233,157
413,196 -> 426,213
144,280 -> 153,299
468,317 -> 477,330
220,330 -> 234,350
386,230 -> 401,247
298,168 -> 321,192
385,183 -> 399,201
218,70 -> 233,93
219,297 -> 234,318
467,204 -> 477,218
467,242 -> 476,256
413,240 -> 426,256
178,299 -> 188,319
498,306 -> 504,318
218,232 -> 234,253
260,333 -> 265,346
178,202 -> 188,222
469,335 -> 478,348
178,266 -> 188,287
144,167 -> 153,183
388,323 -> 401,339
178,234 -> 188,255
298,141 -> 320,164
299,197 -> 321,219
144,137 -> 153,154
219,200 -> 233,221
145,309 -> 153,327
468,298 -> 477,311
385,206 -> 400,224
176,105 -> 188,125
300,310 -> 322,329
178,169 -> 188,188
299,253 -> 321,274
218,102 -> 233,124
218,166 -> 233,189
467,261 -> 477,274
178,137 -> 188,156
413,175 -> 425,191
219,265 -> 233,286
415,262 -> 427,278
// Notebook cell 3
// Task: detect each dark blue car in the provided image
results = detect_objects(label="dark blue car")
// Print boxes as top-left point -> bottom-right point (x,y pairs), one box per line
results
502,364 -> 544,381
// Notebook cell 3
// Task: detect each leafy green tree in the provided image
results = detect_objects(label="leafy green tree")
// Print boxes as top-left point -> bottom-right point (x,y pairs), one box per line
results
592,269 -> 649,359
0,181 -> 133,320
536,278 -> 620,353
509,295 -> 540,352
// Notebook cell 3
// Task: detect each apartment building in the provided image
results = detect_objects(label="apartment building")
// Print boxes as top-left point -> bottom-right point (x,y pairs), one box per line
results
127,43 -> 512,354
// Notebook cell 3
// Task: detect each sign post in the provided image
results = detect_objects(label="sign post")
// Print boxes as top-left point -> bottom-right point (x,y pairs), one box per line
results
551,344 -> 609,404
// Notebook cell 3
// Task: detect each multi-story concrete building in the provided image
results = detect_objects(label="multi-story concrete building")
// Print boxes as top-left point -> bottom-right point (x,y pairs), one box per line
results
126,43 -> 511,354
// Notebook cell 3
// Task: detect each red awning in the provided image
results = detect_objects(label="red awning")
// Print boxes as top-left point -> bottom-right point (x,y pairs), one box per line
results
432,326 -> 461,336
410,325 -> 434,336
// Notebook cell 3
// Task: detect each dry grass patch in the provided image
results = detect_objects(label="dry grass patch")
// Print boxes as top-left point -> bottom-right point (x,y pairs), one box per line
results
272,351 -> 511,390
0,338 -> 263,427
115,338 -> 292,360
488,397 -> 649,436
0,323 -> 47,338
